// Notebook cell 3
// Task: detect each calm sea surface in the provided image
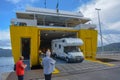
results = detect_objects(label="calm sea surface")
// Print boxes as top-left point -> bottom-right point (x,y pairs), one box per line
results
0,57 -> 14,80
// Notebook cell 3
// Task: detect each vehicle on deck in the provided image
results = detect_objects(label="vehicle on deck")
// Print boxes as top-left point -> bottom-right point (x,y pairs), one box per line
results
52,38 -> 84,63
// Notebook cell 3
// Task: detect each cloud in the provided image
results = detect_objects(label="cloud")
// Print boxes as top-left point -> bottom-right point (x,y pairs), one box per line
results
0,40 -> 11,49
77,0 -> 120,46
108,21 -> 120,30
102,34 -> 120,45
0,29 -> 10,40
0,29 -> 11,49
103,30 -> 120,35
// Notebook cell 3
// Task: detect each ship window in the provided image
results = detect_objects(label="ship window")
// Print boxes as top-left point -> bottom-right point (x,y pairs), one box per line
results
17,22 -> 27,26
55,44 -> 57,47
19,22 -> 27,26
59,45 -> 61,49
62,40 -> 65,42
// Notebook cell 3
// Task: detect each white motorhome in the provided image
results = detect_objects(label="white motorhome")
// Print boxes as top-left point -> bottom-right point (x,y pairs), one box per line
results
51,38 -> 84,62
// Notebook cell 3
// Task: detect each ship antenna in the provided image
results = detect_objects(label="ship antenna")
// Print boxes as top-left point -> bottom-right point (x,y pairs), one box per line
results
44,0 -> 46,8
56,0 -> 59,13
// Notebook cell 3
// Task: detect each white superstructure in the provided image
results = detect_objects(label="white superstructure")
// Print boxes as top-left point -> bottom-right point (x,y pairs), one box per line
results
11,6 -> 96,30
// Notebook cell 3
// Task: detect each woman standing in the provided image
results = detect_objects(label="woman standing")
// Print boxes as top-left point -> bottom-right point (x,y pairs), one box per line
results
42,49 -> 56,80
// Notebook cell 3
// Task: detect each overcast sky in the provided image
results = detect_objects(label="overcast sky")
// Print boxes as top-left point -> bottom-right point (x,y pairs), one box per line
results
0,0 -> 120,49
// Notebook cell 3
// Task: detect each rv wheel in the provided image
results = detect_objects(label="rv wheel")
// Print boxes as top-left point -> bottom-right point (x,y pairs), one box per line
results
54,54 -> 57,58
79,58 -> 84,63
65,57 -> 69,63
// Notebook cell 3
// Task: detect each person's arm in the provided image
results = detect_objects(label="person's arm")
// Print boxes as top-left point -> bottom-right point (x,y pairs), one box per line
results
20,62 -> 27,69
41,58 -> 45,67
21,64 -> 27,69
50,58 -> 56,65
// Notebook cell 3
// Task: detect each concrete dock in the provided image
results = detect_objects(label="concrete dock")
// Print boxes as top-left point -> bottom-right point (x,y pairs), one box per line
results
2,54 -> 120,80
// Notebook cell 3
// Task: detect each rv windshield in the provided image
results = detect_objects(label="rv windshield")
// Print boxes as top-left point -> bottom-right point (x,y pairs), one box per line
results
64,46 -> 80,53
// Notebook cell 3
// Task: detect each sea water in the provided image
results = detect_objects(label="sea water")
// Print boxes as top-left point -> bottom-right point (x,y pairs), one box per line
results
0,57 -> 14,80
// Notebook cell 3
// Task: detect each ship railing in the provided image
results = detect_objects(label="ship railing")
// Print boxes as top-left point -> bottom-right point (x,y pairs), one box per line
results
11,18 -> 37,26
74,24 -> 96,30
37,25 -> 74,29
97,51 -> 120,55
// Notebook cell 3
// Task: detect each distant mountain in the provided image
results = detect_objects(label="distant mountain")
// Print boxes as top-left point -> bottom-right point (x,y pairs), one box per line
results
1,42 -> 120,57
97,42 -> 120,52
0,48 -> 12,57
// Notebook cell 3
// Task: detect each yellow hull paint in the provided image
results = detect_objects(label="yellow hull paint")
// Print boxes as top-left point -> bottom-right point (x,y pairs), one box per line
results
78,29 -> 98,59
10,26 -> 39,67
